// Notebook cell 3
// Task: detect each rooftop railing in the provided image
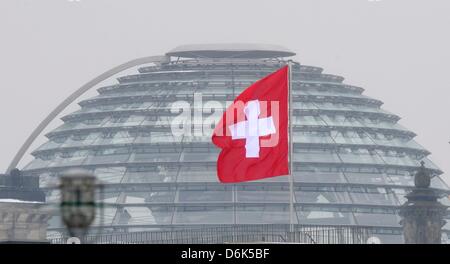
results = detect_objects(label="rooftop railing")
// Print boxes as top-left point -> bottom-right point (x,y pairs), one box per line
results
50,224 -> 373,244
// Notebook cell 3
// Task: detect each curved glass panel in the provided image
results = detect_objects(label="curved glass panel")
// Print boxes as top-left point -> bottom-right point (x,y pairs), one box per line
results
298,210 -> 355,225
237,205 -> 297,224
174,206 -> 233,224
353,212 -> 401,227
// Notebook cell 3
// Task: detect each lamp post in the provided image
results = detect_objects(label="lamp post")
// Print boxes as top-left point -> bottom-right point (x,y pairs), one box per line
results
59,169 -> 99,242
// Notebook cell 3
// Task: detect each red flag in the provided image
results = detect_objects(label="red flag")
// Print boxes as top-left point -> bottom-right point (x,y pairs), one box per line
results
212,66 -> 289,183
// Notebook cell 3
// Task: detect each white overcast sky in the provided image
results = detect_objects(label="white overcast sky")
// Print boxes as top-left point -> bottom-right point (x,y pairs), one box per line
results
0,0 -> 449,183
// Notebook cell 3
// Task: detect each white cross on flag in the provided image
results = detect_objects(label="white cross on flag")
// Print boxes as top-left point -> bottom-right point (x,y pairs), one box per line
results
212,66 -> 289,183
228,100 -> 276,158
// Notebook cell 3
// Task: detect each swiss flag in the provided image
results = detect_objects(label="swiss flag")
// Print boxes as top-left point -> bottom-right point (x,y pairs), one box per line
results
212,66 -> 289,183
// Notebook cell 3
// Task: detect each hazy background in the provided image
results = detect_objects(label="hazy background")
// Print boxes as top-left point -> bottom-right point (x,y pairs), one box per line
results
0,0 -> 448,183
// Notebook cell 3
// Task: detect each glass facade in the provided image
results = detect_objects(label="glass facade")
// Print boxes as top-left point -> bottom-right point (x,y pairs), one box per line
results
22,45 -> 450,243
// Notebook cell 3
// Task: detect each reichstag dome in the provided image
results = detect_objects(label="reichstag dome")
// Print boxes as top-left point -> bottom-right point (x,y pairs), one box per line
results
22,44 -> 450,243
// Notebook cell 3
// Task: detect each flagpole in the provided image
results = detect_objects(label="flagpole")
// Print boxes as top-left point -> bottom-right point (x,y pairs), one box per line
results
288,60 -> 294,234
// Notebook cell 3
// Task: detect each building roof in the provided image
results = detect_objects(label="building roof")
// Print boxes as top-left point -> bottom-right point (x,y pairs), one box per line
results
166,43 -> 296,59
0,199 -> 42,204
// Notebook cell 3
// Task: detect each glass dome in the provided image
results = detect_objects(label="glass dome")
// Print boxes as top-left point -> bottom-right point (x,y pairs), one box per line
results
22,44 -> 450,243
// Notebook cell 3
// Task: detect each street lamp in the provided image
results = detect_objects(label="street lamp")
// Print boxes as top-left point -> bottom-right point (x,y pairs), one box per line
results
59,169 -> 98,240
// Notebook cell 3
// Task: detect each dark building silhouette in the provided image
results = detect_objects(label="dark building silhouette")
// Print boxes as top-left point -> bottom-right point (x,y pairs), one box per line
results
0,169 -> 49,243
